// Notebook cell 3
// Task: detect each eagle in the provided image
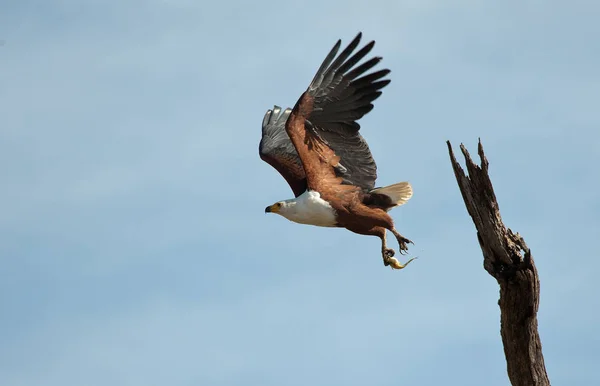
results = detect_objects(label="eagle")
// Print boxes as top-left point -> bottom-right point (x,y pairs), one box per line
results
259,32 -> 416,270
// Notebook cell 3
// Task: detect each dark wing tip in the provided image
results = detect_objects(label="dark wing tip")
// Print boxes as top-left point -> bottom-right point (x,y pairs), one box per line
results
261,111 -> 272,132
262,105 -> 278,133
262,105 -> 287,131
259,105 -> 294,161
308,38 -> 343,91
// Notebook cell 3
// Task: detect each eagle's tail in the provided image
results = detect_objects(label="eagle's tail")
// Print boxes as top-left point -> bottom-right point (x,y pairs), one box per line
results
369,182 -> 413,209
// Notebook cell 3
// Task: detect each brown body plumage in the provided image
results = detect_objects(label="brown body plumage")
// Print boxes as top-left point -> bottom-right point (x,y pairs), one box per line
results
260,33 -> 415,269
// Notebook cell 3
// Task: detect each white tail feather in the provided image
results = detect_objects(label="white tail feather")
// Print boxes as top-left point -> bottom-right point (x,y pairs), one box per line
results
371,181 -> 413,207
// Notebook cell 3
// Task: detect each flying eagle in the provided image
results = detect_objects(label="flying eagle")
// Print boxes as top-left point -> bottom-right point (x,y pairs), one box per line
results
259,33 -> 415,270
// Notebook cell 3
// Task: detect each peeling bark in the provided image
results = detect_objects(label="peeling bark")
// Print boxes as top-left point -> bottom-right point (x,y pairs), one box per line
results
447,139 -> 550,386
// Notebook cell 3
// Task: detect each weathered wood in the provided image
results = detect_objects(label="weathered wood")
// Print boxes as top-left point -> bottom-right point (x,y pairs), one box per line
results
447,139 -> 550,386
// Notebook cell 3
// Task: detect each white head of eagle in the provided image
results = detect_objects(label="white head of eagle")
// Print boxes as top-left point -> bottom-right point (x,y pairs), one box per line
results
264,190 -> 338,228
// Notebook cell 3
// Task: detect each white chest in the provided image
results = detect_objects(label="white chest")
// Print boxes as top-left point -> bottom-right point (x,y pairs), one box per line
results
282,190 -> 338,227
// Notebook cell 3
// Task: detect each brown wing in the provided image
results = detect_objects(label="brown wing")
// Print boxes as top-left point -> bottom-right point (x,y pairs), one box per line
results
285,32 -> 390,193
259,106 -> 307,197
259,105 -> 359,197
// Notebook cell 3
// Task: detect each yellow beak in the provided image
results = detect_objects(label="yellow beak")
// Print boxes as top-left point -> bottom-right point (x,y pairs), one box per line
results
265,204 -> 280,213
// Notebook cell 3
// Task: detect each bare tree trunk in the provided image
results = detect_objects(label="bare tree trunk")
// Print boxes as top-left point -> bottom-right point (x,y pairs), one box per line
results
446,139 -> 551,386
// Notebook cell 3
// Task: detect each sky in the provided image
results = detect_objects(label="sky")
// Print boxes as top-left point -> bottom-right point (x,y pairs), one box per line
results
1,0 -> 598,385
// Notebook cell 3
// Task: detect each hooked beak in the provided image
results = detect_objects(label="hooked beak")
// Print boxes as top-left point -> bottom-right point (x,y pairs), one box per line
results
265,204 -> 279,213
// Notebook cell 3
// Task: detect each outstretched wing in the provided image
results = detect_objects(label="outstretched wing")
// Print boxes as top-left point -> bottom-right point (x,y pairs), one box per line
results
307,32 -> 390,191
259,106 -> 307,197
259,105 -> 354,196
290,32 -> 390,192
260,32 -> 389,195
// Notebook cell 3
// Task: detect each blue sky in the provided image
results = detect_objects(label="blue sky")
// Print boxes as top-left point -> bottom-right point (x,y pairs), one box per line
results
1,1 -> 598,385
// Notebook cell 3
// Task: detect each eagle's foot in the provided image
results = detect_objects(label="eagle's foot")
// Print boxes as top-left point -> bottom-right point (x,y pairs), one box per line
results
382,248 -> 396,266
391,229 -> 413,255
397,236 -> 413,255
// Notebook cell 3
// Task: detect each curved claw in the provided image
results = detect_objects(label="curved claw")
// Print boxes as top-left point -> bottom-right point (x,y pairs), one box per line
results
397,237 -> 413,255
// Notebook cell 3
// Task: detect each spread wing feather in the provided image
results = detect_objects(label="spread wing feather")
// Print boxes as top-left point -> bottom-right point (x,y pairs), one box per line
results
259,32 -> 389,194
304,32 -> 389,191
259,106 -> 307,197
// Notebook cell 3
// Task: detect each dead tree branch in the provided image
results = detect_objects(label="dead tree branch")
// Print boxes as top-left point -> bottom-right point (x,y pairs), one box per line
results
446,139 -> 550,386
